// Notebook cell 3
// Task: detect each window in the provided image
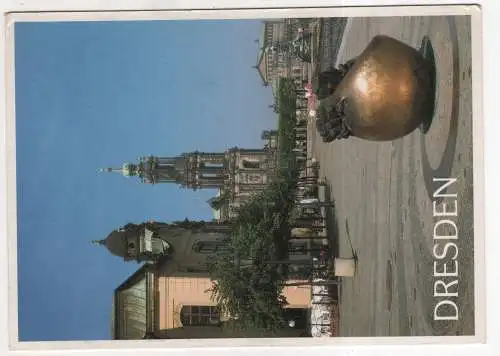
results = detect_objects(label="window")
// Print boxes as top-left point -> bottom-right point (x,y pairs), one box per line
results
289,242 -> 308,255
192,241 -> 224,254
180,305 -> 220,326
242,160 -> 260,169
185,267 -> 208,274
201,162 -> 223,168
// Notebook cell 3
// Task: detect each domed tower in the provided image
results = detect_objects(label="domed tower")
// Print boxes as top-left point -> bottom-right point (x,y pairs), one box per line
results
100,151 -> 229,190
93,223 -> 171,263
94,220 -> 233,272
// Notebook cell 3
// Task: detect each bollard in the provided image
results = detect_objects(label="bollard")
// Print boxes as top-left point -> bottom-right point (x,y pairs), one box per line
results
333,257 -> 356,277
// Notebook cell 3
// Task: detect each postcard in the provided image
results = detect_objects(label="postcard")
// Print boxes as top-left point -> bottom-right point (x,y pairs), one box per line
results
3,4 -> 484,351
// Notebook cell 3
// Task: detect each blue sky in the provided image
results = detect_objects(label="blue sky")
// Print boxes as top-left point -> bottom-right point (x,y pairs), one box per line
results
15,20 -> 275,342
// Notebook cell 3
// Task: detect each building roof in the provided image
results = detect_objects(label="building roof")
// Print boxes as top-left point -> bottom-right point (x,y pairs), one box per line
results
101,230 -> 128,258
94,223 -> 146,260
255,24 -> 269,86
112,264 -> 157,339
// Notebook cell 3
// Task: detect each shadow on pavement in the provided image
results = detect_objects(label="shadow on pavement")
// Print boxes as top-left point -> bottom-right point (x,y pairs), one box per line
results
419,35 -> 438,134
322,182 -> 340,260
420,17 -> 460,202
318,181 -> 340,302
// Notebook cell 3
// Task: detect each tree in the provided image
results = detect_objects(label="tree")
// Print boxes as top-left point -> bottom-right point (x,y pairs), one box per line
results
208,191 -> 291,332
261,130 -> 272,141
207,190 -> 230,211
208,78 -> 300,333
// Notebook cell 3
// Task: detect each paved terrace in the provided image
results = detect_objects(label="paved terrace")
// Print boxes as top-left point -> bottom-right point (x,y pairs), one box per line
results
309,16 -> 474,336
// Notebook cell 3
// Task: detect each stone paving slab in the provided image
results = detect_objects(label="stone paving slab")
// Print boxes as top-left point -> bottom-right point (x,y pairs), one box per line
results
310,16 -> 474,336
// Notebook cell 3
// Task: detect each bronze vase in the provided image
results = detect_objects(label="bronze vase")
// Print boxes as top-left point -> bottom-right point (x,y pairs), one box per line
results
322,35 -> 436,141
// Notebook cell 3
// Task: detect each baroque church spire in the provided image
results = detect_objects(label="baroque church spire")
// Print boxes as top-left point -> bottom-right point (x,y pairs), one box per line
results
100,152 -> 229,190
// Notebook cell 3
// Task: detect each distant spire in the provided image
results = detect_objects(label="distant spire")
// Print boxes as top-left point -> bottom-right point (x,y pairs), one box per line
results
99,167 -> 121,173
92,239 -> 106,246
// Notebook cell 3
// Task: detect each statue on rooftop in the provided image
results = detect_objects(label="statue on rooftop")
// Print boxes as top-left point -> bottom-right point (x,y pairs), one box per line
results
265,29 -> 312,63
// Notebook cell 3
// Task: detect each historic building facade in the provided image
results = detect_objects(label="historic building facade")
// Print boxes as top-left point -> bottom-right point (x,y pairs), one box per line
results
97,220 -> 311,340
98,113 -> 311,339
255,19 -> 312,91
111,265 -> 310,340
101,131 -> 280,222
101,147 -> 276,190
93,220 -> 231,266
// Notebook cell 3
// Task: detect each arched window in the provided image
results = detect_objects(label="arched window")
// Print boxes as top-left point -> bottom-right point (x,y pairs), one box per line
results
180,305 -> 220,326
127,241 -> 137,259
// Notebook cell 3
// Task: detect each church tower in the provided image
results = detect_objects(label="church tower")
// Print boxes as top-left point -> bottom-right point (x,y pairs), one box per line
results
100,147 -> 275,192
92,222 -> 172,263
93,220 -> 232,270
100,151 -> 229,190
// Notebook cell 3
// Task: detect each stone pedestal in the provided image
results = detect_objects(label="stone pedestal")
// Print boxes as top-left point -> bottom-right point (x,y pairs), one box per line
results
333,257 -> 356,277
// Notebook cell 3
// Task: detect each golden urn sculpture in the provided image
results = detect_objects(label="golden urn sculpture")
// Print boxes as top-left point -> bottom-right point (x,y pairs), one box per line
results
315,35 -> 436,142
